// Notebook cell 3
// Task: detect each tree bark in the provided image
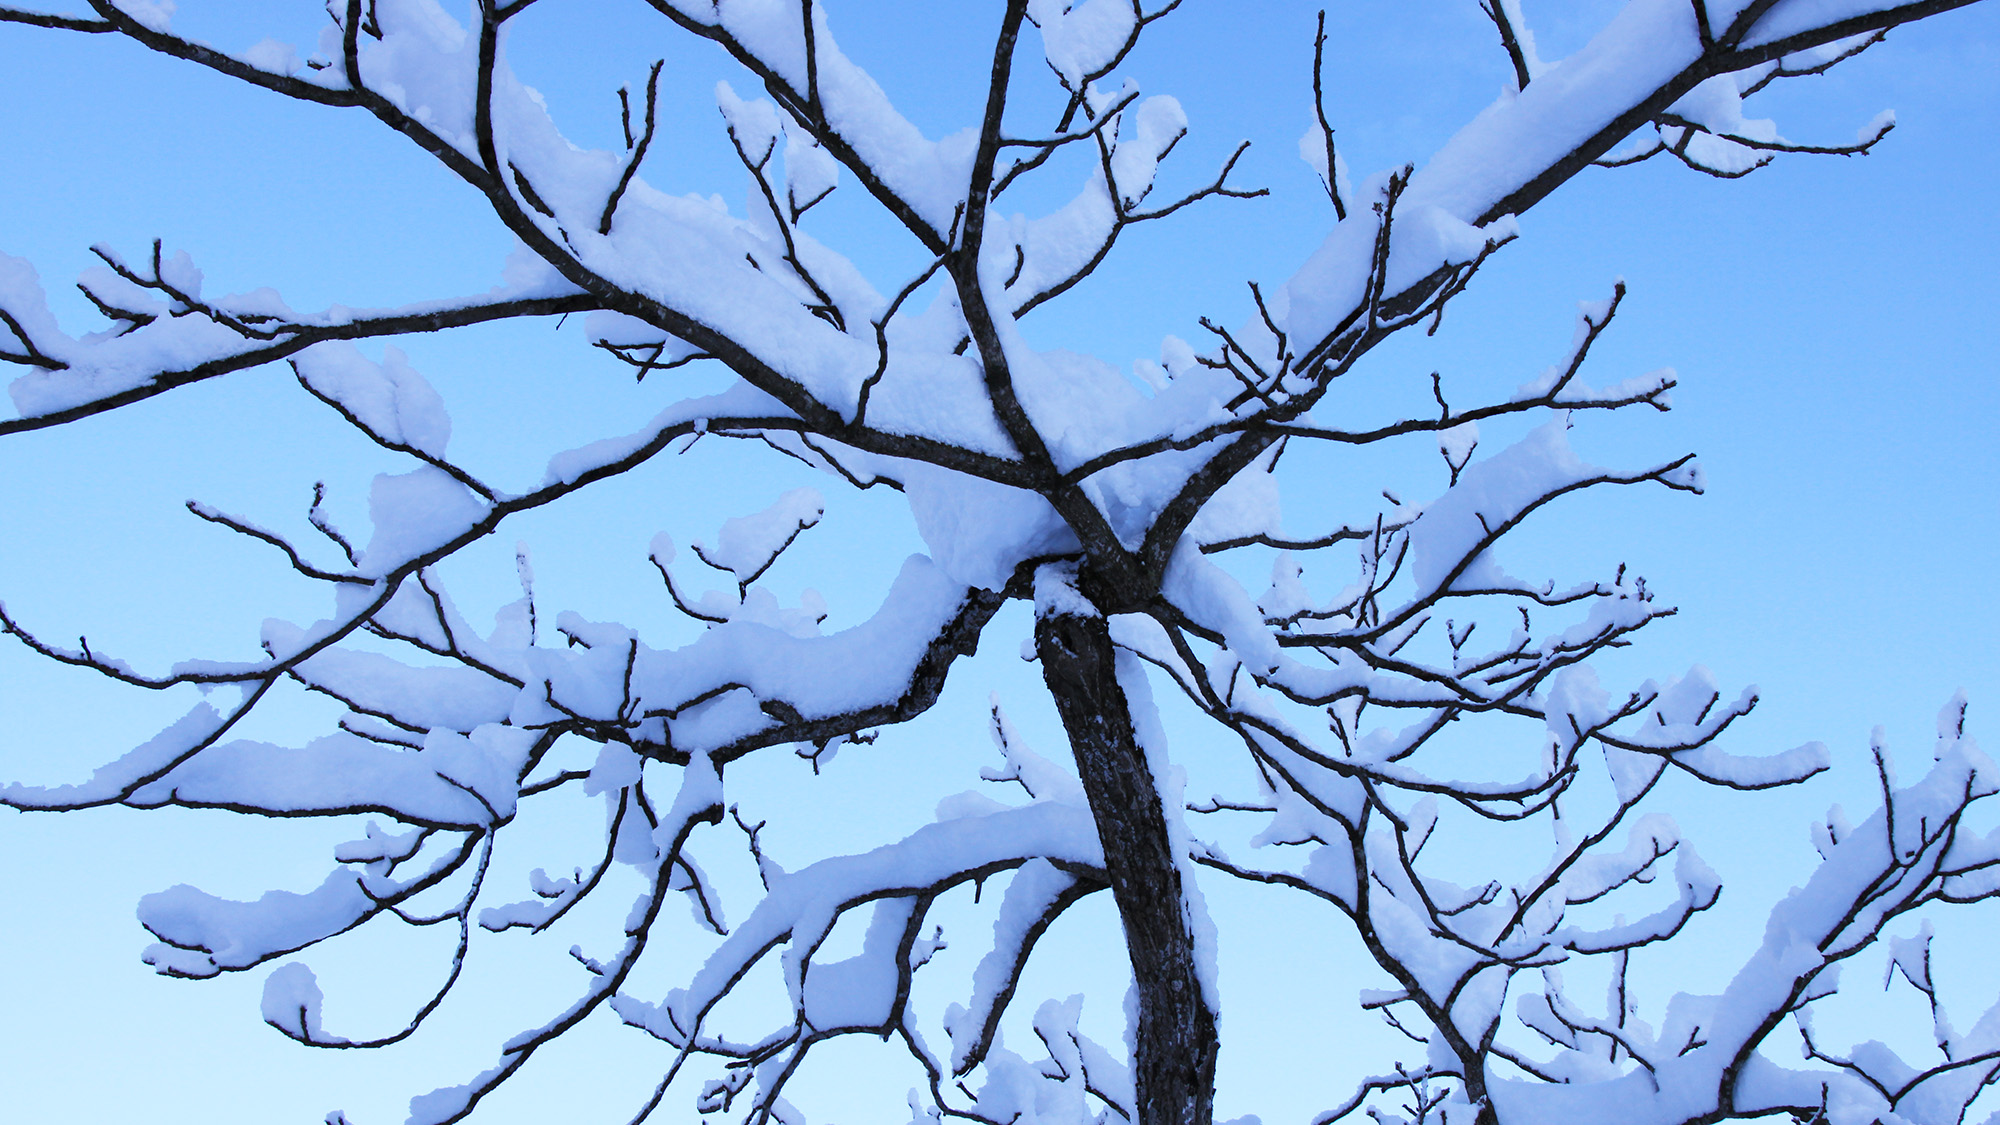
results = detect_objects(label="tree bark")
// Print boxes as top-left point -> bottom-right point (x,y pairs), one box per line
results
1036,604 -> 1218,1125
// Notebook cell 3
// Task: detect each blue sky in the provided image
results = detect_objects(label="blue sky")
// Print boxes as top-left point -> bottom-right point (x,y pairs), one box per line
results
2,3 -> 1998,1123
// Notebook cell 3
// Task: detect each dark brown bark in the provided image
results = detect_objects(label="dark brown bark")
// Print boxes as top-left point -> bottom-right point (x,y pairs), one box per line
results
1036,605 -> 1217,1125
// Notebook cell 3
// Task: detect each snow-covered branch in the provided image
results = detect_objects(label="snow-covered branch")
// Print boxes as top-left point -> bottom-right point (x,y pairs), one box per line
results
1,3 -> 1991,1124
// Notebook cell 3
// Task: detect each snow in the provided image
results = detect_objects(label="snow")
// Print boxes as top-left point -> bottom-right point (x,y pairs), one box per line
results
479,869 -> 585,934
3,251 -> 251,418
302,551 -> 976,763
1859,107 -> 1897,144
335,821 -> 428,868
1494,0 -> 1547,81
126,728 -> 512,827
860,347 -> 1016,453
279,634 -> 520,733
1407,0 -> 1698,220
693,487 -> 824,585
1483,730 -> 2000,1125
1299,122 -> 1355,210
1743,0 -> 1914,49
1406,415 -> 1584,593
1556,844 -> 1720,954
1028,0 -> 1137,88
294,343 -> 453,457
354,467 -> 489,576
717,79 -> 784,164
1118,648 -> 1221,1013
240,38 -> 300,76
539,381 -> 789,488
799,897 -> 919,1029
1884,920 -> 1934,994
420,724 -> 537,822
1674,73 -> 1781,146
140,870 -> 375,978
0,701 -> 225,809
946,858 -> 1081,1071
690,0 -> 976,238
1108,96 -> 1187,208
783,114 -> 841,212
616,801 -> 1103,1045
262,962 -> 346,1043
112,0 -> 175,33
904,465 -> 1075,591
1556,813 -> 1680,905
1032,560 -> 1095,620
1161,540 -> 1284,677
1665,738 -> 1830,789
981,696 -> 1088,806
1185,458 -> 1284,548
405,1064 -> 506,1125
355,0 -> 479,152
1438,420 -> 1479,471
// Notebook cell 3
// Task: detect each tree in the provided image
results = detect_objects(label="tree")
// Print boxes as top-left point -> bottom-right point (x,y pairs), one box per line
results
1,2 -> 1996,1124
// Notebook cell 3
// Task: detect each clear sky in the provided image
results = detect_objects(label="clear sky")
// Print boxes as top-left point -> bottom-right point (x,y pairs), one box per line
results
2,3 -> 1997,1124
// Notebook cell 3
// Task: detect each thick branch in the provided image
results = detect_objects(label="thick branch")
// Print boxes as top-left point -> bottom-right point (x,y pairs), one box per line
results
1037,601 -> 1217,1125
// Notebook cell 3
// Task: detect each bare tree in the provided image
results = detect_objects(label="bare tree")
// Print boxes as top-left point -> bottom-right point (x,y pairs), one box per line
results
1,3 -> 1996,1125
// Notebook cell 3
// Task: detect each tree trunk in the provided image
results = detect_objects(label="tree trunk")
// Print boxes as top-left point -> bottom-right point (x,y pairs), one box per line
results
1036,604 -> 1218,1125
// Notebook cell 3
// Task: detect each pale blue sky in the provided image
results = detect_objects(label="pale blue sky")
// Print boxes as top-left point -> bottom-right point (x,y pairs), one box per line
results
2,3 -> 1997,1124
